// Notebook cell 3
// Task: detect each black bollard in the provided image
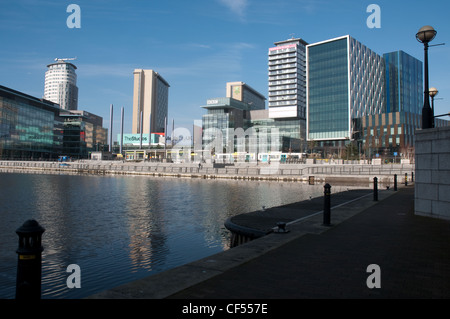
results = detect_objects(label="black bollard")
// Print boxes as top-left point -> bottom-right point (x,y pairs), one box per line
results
411,172 -> 414,182
16,219 -> 45,299
323,183 -> 331,226
405,173 -> 408,186
373,177 -> 378,201
394,174 -> 398,191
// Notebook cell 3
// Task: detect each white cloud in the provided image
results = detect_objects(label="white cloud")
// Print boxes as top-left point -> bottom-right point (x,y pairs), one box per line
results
217,0 -> 249,18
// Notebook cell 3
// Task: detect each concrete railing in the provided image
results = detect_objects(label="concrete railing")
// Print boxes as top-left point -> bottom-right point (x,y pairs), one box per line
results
0,161 -> 414,182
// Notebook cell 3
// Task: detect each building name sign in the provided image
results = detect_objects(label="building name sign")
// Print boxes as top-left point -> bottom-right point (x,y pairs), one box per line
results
118,134 -> 150,145
207,99 -> 219,105
269,43 -> 297,51
118,133 -> 165,145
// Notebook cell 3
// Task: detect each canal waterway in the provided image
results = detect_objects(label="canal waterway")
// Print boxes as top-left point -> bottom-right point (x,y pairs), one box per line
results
0,170 -> 367,299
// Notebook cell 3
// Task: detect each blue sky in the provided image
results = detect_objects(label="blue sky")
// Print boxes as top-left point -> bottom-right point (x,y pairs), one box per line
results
1,0 -> 449,140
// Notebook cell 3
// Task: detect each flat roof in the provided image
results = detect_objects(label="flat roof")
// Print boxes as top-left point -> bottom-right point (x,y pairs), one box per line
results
227,81 -> 266,100
200,97 -> 252,111
0,85 -> 61,113
274,37 -> 308,46
46,61 -> 77,69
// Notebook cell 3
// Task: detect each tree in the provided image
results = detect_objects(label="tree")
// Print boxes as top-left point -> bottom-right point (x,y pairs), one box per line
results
343,143 -> 359,160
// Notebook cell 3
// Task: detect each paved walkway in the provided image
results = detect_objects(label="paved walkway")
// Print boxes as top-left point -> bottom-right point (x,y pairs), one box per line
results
167,186 -> 450,299
89,185 -> 450,300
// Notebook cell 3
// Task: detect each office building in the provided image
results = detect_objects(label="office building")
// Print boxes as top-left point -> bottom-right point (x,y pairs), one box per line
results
384,50 -> 423,114
360,110 -> 449,161
202,82 -> 266,155
268,38 -> 308,119
201,97 -> 254,153
306,35 -> 385,143
0,85 -> 63,159
60,110 -> 108,157
226,81 -> 266,110
1,85 -> 108,159
248,110 -> 305,153
201,81 -> 305,156
44,58 -> 78,111
305,35 -> 449,160
132,69 -> 170,135
357,51 -> 424,160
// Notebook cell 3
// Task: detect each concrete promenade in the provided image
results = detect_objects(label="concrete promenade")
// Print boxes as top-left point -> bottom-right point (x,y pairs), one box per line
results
88,184 -> 450,299
0,160 -> 414,184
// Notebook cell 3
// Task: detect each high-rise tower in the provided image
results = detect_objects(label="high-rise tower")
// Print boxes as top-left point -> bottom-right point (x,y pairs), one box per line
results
44,58 -> 78,110
268,38 -> 308,119
306,35 -> 385,141
132,69 -> 169,135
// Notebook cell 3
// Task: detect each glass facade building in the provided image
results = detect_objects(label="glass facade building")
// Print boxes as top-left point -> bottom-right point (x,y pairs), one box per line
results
306,36 -> 385,141
384,51 -> 423,114
201,97 -> 250,153
59,111 -> 108,158
0,85 -> 63,159
305,36 -> 446,160
0,85 -> 108,160
248,110 -> 305,153
201,98 -> 305,154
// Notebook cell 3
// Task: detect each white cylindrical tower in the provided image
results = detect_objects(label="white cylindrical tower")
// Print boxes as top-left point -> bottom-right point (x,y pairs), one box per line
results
44,58 -> 78,110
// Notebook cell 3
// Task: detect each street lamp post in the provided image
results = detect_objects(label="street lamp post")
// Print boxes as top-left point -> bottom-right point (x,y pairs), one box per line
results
429,87 -> 438,128
416,25 -> 437,129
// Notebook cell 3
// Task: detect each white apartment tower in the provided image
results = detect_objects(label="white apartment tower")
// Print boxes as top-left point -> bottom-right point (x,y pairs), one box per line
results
268,38 -> 308,119
44,58 -> 78,110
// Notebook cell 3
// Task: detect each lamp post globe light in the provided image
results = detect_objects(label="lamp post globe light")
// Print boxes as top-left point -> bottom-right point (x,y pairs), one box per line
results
416,25 -> 437,129
429,87 -> 438,128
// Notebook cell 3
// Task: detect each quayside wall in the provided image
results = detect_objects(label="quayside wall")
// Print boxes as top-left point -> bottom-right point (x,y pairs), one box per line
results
0,160 -> 414,184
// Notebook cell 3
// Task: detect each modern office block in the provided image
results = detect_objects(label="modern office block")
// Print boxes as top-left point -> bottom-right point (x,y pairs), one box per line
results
44,58 -> 78,111
306,35 -> 385,141
201,97 -> 251,152
1,85 -> 63,159
132,69 -> 169,135
60,110 -> 108,157
384,50 -> 423,114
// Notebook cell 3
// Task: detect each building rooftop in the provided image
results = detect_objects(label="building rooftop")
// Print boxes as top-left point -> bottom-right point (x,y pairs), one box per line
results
274,37 -> 308,46
200,97 -> 254,111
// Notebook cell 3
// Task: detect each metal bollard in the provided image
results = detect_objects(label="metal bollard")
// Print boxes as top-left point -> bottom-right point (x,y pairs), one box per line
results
323,183 -> 331,226
373,177 -> 378,201
15,219 -> 45,299
394,174 -> 397,191
405,173 -> 408,186
411,172 -> 414,182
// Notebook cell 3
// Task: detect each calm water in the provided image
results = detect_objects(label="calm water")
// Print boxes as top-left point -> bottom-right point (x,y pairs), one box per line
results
0,170 -> 356,299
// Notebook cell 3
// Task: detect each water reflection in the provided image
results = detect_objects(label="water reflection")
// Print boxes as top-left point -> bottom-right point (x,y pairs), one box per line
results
0,171 -> 366,299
